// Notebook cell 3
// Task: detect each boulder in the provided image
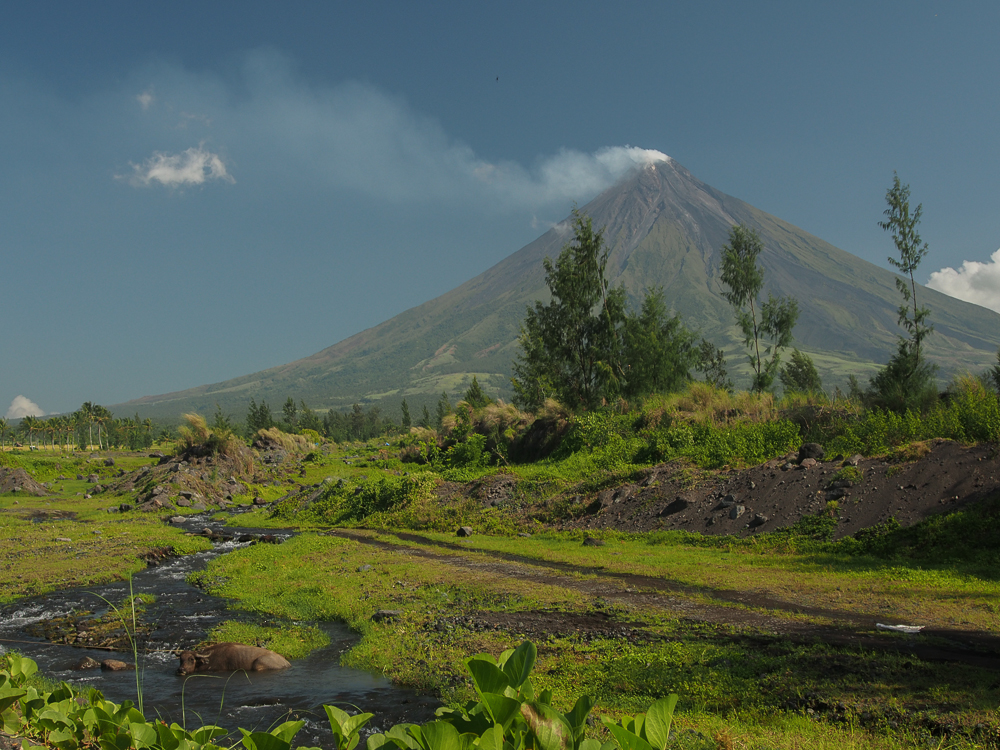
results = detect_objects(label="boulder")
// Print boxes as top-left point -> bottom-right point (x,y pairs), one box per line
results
582,536 -> 605,547
100,659 -> 133,671
798,443 -> 825,462
74,657 -> 101,670
749,513 -> 768,528
371,609 -> 404,623
729,505 -> 745,520
799,458 -> 818,469
103,458 -> 115,467
659,497 -> 689,516
456,526 -> 474,538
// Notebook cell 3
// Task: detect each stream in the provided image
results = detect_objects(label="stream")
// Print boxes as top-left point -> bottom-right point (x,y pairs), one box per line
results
0,513 -> 439,747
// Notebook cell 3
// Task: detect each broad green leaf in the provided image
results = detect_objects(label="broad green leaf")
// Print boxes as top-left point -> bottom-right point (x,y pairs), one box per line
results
38,707 -> 74,729
500,643 -> 536,689
469,653 -> 499,666
271,719 -> 305,744
155,721 -> 181,750
129,720 -> 158,749
367,734 -> 390,750
578,740 -> 602,750
387,723 -> 420,749
48,727 -> 78,749
601,722 -> 652,750
417,721 -> 462,750
458,733 -> 478,750
479,694 -> 521,729
190,725 -> 228,743
476,725 -> 505,750
241,730 -> 291,750
519,702 -> 571,750
639,695 -> 677,750
538,689 -> 552,706
9,654 -> 38,681
0,687 -> 26,714
342,712 -> 375,738
99,731 -> 133,750
325,705 -> 352,733
564,695 -> 595,737
466,660 -> 510,697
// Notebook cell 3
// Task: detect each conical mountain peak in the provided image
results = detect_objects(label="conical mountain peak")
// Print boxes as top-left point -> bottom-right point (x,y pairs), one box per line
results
117,160 -> 1000,418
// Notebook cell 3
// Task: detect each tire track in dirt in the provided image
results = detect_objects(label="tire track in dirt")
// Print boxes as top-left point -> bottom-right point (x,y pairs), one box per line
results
329,529 -> 1000,670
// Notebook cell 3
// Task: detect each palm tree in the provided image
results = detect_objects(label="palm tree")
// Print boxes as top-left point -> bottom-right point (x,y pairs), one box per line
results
93,406 -> 112,450
0,418 -> 8,452
80,402 -> 96,450
45,417 -> 55,450
21,415 -> 40,448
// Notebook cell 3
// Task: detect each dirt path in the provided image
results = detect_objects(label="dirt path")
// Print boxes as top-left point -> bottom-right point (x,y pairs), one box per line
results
329,529 -> 1000,671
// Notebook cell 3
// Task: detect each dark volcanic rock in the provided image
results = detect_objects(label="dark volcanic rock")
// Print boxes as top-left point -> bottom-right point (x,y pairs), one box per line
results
798,443 -> 825,462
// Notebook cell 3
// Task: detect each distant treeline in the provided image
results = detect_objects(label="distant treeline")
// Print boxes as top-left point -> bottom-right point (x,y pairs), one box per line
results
0,403 -> 164,451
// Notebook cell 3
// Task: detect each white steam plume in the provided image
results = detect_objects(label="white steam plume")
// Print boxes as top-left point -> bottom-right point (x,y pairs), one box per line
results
927,249 -> 1000,314
6,396 -> 44,419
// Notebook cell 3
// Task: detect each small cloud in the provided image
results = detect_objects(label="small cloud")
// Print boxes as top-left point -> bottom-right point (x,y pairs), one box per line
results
6,395 -> 44,419
136,90 -> 154,111
177,111 -> 213,129
127,145 -> 234,187
927,248 -> 1000,314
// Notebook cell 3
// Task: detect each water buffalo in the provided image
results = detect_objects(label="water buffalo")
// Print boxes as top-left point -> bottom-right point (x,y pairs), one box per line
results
176,642 -> 291,675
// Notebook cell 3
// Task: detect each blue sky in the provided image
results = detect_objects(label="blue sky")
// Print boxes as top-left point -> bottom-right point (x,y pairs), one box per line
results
3,1 -> 999,418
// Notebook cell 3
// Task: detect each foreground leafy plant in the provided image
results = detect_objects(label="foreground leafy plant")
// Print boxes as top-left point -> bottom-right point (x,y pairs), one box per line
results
2,644 -> 691,750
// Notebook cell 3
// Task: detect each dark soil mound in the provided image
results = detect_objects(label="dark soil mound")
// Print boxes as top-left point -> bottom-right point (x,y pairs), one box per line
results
559,439 -> 1000,538
0,467 -> 49,496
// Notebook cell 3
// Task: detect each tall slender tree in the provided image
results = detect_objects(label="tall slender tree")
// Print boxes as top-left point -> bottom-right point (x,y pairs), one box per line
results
867,174 -> 938,412
719,224 -> 799,392
879,172 -> 933,356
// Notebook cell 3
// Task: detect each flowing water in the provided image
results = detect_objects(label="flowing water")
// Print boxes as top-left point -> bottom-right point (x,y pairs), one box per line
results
0,513 -> 439,746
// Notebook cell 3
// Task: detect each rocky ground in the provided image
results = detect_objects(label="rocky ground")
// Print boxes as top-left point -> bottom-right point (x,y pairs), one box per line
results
495,438 -> 1000,539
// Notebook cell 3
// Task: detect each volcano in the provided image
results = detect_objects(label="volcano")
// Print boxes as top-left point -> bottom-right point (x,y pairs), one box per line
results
119,158 -> 1000,418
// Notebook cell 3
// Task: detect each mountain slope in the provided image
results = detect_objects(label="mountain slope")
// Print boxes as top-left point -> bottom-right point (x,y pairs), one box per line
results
119,159 -> 1000,419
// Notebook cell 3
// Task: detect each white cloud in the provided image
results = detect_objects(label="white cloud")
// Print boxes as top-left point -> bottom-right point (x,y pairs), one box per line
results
6,396 -> 44,419
197,52 -> 669,209
128,145 -> 234,187
927,248 -> 1000,313
136,90 -> 153,110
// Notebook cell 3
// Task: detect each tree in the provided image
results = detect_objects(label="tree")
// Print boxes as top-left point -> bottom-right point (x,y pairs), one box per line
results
298,401 -> 323,433
779,349 -> 822,395
212,403 -> 235,433
719,224 -> 799,392
246,398 -> 274,435
0,417 -> 9,451
436,392 -> 452,430
464,377 -> 492,409
867,340 -> 938,413
867,174 -> 937,412
80,402 -> 96,450
419,405 -> 431,429
879,172 -> 933,356
621,288 -> 697,399
990,346 -> 1000,398
21,415 -> 40,447
694,339 -> 733,392
400,399 -> 412,430
513,209 -> 628,410
282,397 -> 298,432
